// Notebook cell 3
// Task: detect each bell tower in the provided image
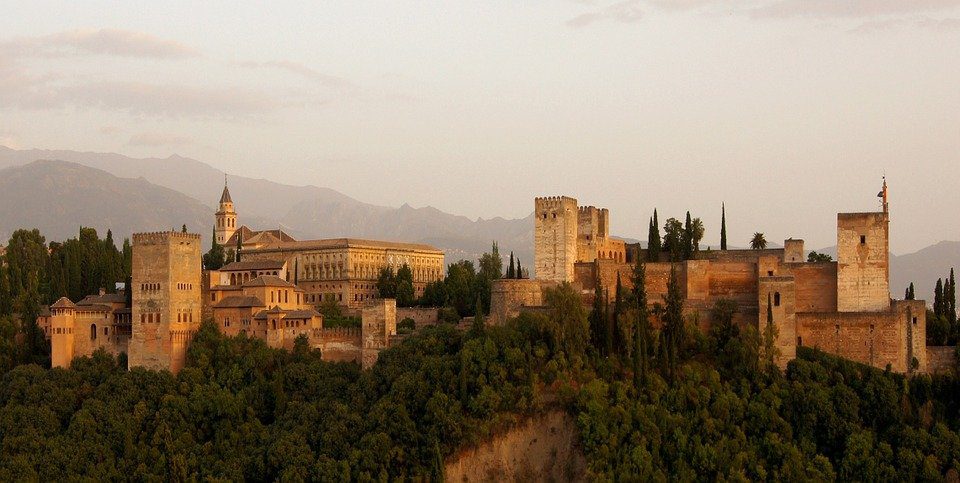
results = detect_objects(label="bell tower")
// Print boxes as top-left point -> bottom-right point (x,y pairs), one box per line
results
215,176 -> 237,245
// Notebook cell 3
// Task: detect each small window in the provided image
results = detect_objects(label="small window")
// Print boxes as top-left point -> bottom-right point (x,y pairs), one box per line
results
860,235 -> 866,245
767,270 -> 774,277
91,324 -> 97,340
835,324 -> 840,334
912,317 -> 917,325
774,292 -> 781,306
797,336 -> 802,347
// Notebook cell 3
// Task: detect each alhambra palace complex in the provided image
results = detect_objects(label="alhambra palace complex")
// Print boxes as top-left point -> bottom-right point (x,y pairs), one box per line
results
40,180 -> 956,374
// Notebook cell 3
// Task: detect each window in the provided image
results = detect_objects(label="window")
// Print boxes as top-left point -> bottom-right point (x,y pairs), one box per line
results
774,292 -> 781,306
913,317 -> 918,325
797,336 -> 802,347
860,235 -> 866,245
91,324 -> 97,340
767,271 -> 774,277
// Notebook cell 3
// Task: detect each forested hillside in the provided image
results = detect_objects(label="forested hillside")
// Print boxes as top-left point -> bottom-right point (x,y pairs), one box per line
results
2,275 -> 959,480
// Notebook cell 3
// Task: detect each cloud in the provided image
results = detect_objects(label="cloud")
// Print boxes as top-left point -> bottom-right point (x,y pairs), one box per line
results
0,74 -> 276,117
849,16 -> 960,33
0,28 -> 199,59
236,60 -> 356,90
751,0 -> 960,19
566,0 -> 643,28
127,132 -> 193,147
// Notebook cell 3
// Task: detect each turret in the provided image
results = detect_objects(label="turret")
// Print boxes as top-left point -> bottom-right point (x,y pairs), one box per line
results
215,177 -> 237,245
50,297 -> 77,368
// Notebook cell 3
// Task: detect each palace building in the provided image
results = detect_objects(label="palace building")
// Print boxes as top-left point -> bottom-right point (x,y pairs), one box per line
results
213,182 -> 445,308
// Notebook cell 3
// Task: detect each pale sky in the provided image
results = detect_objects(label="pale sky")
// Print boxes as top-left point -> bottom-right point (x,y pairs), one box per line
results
1,0 -> 959,254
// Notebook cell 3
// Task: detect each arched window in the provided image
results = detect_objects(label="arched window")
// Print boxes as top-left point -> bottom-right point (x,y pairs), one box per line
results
91,324 -> 97,340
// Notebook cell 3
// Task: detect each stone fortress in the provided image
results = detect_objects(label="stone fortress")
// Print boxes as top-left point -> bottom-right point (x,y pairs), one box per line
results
493,181 -> 948,374
40,182 -> 446,373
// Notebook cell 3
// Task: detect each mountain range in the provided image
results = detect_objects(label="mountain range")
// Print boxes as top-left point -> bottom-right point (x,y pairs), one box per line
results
0,146 -> 956,305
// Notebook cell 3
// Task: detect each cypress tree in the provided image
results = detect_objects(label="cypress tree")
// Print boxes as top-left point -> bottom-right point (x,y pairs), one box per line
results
764,293 -> 777,368
612,272 -> 624,358
935,278 -> 944,319
235,231 -> 242,262
648,210 -> 662,261
471,296 -> 485,337
516,258 -> 522,279
631,255 -> 649,388
950,268 -> 957,324
181,224 -> 187,233
683,212 -> 693,260
663,266 -> 684,380
508,252 -> 515,279
720,203 -> 727,250
590,277 -> 606,354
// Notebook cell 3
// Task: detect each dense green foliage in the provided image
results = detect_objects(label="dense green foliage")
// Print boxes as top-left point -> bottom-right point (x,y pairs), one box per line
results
928,269 -> 958,346
419,242 -> 505,317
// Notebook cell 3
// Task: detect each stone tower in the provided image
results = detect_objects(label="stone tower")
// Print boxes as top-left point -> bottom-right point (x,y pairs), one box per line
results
534,196 -> 578,282
215,179 -> 237,245
49,297 -> 77,368
836,180 -> 890,312
128,231 -> 202,374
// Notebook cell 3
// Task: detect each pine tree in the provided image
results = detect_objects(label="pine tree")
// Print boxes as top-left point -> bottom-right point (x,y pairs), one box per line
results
720,203 -> 727,250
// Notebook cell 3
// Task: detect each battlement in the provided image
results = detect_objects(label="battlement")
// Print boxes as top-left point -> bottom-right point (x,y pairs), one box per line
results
534,196 -> 578,211
133,231 -> 202,244
321,327 -> 362,337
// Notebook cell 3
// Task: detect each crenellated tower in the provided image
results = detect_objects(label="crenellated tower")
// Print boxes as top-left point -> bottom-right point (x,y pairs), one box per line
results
534,196 -> 579,282
215,177 -> 237,245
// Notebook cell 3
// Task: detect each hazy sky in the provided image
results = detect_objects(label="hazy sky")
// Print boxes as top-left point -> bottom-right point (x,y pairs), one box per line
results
1,0 -> 958,254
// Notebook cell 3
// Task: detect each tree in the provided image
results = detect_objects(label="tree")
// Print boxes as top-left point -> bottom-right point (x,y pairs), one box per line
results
0,260 -> 11,315
631,257 -> 650,388
662,266 -> 684,379
420,280 -> 449,307
762,293 -> 779,369
720,203 -> 727,251
612,273 -> 624,358
750,233 -> 767,250
662,218 -> 684,261
949,268 -> 957,325
376,266 -> 397,299
544,282 -> 590,357
934,278 -> 943,319
905,283 -> 915,300
5,229 -> 49,306
446,260 -> 477,316
395,264 -> 415,307
589,275 -> 606,355
690,217 -> 704,257
203,228 -> 226,270
648,210 -> 661,261
181,224 -> 187,233
507,252 -> 515,279
516,258 -> 523,279
682,212 -> 694,260
476,242 -> 503,312
808,251 -> 833,262
470,296 -> 485,337
235,231 -> 242,262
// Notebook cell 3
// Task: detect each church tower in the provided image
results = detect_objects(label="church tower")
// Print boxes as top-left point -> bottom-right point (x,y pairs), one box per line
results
215,177 -> 237,245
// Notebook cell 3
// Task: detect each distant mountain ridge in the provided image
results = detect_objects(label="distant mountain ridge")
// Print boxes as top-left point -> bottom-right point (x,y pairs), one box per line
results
0,146 -> 956,300
0,146 -> 534,264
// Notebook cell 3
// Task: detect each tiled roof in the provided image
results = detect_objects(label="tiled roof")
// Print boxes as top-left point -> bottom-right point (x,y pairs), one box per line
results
213,296 -> 266,308
50,297 -> 76,309
241,275 -> 297,288
220,260 -> 285,272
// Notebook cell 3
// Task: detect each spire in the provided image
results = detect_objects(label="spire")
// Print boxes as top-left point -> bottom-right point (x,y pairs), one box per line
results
877,176 -> 888,213
220,174 -> 232,204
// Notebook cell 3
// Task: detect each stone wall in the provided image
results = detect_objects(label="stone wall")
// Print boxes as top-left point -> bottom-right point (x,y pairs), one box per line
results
489,279 -> 551,325
837,212 -> 890,312
397,307 -> 440,328
790,262 -> 838,313
797,309 -> 909,372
